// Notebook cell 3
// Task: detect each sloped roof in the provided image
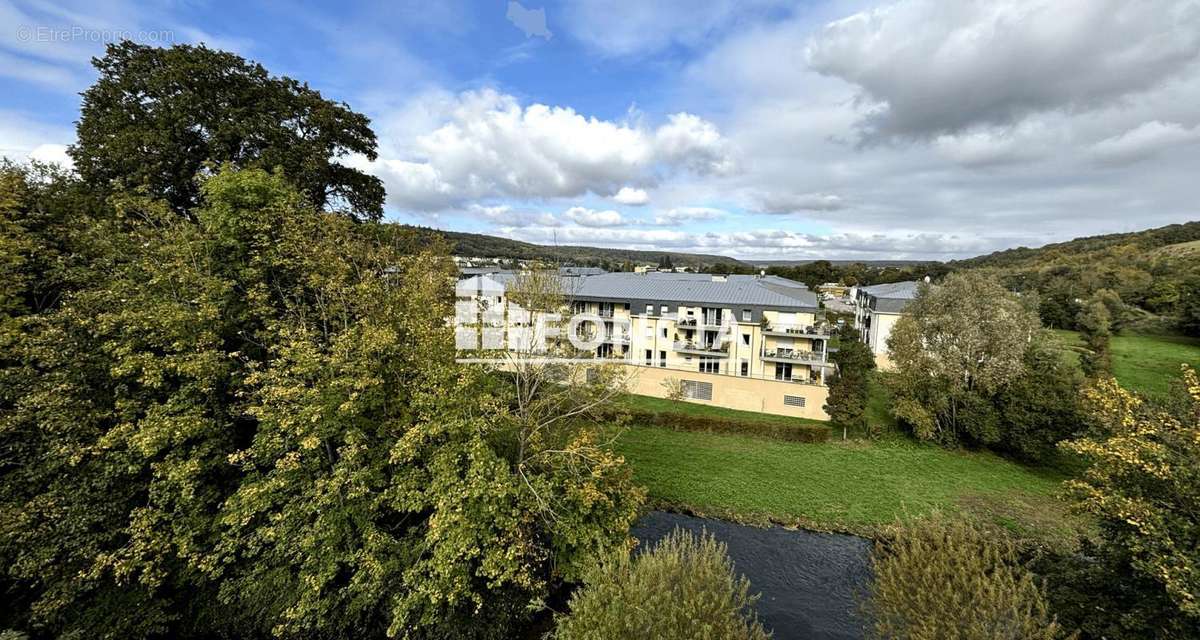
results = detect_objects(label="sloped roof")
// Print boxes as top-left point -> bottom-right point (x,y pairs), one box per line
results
564,272 -> 818,309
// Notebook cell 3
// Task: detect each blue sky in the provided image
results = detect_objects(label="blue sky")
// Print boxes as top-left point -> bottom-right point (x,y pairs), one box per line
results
3,0 -> 1200,260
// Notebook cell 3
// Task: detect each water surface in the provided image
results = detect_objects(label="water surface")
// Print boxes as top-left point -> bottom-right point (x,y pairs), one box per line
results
632,511 -> 872,640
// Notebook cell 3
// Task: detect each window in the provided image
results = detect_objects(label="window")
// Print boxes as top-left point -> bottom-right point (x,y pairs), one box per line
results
699,357 -> 719,374
661,305 -> 669,315
645,349 -> 653,366
742,309 -> 752,322
740,361 -> 749,376
741,333 -> 751,347
571,301 -> 586,314
645,304 -> 654,315
681,380 -> 713,400
774,362 -> 793,381
783,395 -> 806,407
662,327 -> 668,339
659,350 -> 667,367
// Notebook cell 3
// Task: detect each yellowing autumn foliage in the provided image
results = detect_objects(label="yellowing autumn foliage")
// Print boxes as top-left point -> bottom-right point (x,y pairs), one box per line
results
1063,365 -> 1200,622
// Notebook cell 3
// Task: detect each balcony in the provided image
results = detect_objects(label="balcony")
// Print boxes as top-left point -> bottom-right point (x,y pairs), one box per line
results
603,333 -> 630,344
673,340 -> 730,357
598,308 -> 614,318
676,317 -> 698,327
762,324 -> 834,339
761,349 -> 831,366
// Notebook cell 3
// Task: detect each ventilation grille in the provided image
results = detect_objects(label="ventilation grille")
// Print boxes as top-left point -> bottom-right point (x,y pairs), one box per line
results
682,380 -> 713,401
783,395 -> 806,408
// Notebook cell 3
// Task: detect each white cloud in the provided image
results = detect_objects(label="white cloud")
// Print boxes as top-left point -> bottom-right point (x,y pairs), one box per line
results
499,224 -> 997,260
805,0 -> 1200,139
468,204 -> 560,227
365,89 -> 732,211
1090,120 -> 1200,166
612,186 -> 650,205
562,206 -> 626,227
654,206 -> 728,225
0,110 -> 75,167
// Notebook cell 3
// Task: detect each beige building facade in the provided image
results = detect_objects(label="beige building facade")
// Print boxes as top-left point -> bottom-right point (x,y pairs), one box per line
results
457,272 -> 834,420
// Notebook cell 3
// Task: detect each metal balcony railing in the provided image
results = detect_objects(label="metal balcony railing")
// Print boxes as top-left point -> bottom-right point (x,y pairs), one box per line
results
761,348 -> 828,364
761,324 -> 834,337
673,340 -> 730,356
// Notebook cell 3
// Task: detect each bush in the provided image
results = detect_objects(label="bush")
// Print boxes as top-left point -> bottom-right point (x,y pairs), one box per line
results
868,515 -> 1073,640
554,528 -> 769,640
622,409 -> 830,443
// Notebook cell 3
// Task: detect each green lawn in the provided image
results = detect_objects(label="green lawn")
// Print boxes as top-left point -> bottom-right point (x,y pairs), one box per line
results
613,423 -> 1081,543
1051,330 -> 1200,397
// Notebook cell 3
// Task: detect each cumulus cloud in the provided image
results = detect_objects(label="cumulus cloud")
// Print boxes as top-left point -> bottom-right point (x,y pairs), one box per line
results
653,207 -> 728,225
365,89 -> 731,211
612,186 -> 650,205
805,0 -> 1200,139
468,204 -> 560,227
758,192 -> 846,213
1090,120 -> 1200,166
562,206 -> 626,227
0,110 -> 75,168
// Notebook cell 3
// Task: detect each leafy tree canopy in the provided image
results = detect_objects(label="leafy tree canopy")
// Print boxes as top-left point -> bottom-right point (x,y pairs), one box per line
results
71,42 -> 385,220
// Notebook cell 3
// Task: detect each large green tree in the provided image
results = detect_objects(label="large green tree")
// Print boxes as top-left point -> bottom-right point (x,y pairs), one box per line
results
887,273 -> 1040,445
71,42 -> 385,220
0,167 -> 641,639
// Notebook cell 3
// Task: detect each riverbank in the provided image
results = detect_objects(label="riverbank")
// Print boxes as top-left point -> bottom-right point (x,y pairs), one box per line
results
613,423 -> 1084,543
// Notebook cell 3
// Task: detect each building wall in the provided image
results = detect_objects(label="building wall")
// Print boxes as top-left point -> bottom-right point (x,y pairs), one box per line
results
866,312 -> 901,371
622,363 -> 830,421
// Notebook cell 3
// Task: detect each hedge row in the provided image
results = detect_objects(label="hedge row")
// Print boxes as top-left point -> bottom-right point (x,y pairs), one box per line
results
613,409 -> 830,443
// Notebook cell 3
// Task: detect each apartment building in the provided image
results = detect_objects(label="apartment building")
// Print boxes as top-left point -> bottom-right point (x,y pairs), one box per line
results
853,280 -> 922,369
456,271 -> 833,420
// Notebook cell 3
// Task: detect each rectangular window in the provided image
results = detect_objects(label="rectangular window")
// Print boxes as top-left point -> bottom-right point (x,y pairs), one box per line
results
661,305 -> 669,315
645,349 -> 653,366
681,380 -> 713,400
698,357 -> 719,374
742,309 -> 752,322
659,350 -> 667,367
783,395 -> 806,407
740,361 -> 749,376
774,362 -> 793,381
662,327 -> 668,339
741,333 -> 751,347
646,304 -> 654,315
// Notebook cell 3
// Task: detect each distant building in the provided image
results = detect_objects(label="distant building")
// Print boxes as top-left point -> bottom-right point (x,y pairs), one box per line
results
455,271 -> 834,420
816,282 -> 850,299
853,281 -> 923,369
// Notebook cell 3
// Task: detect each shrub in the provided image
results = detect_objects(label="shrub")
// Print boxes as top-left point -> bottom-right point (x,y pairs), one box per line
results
554,528 -> 769,640
868,515 -> 1073,640
620,409 -> 830,443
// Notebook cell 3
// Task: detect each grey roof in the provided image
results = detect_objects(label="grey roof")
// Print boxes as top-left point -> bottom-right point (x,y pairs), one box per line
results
861,280 -> 922,314
860,280 -> 921,299
563,272 -> 818,309
459,271 -> 819,310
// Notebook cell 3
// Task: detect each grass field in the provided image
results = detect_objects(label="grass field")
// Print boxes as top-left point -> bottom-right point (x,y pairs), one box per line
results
611,421 -> 1081,543
1051,330 -> 1200,397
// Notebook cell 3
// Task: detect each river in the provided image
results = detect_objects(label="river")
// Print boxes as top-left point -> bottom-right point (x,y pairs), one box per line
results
632,511 -> 873,640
